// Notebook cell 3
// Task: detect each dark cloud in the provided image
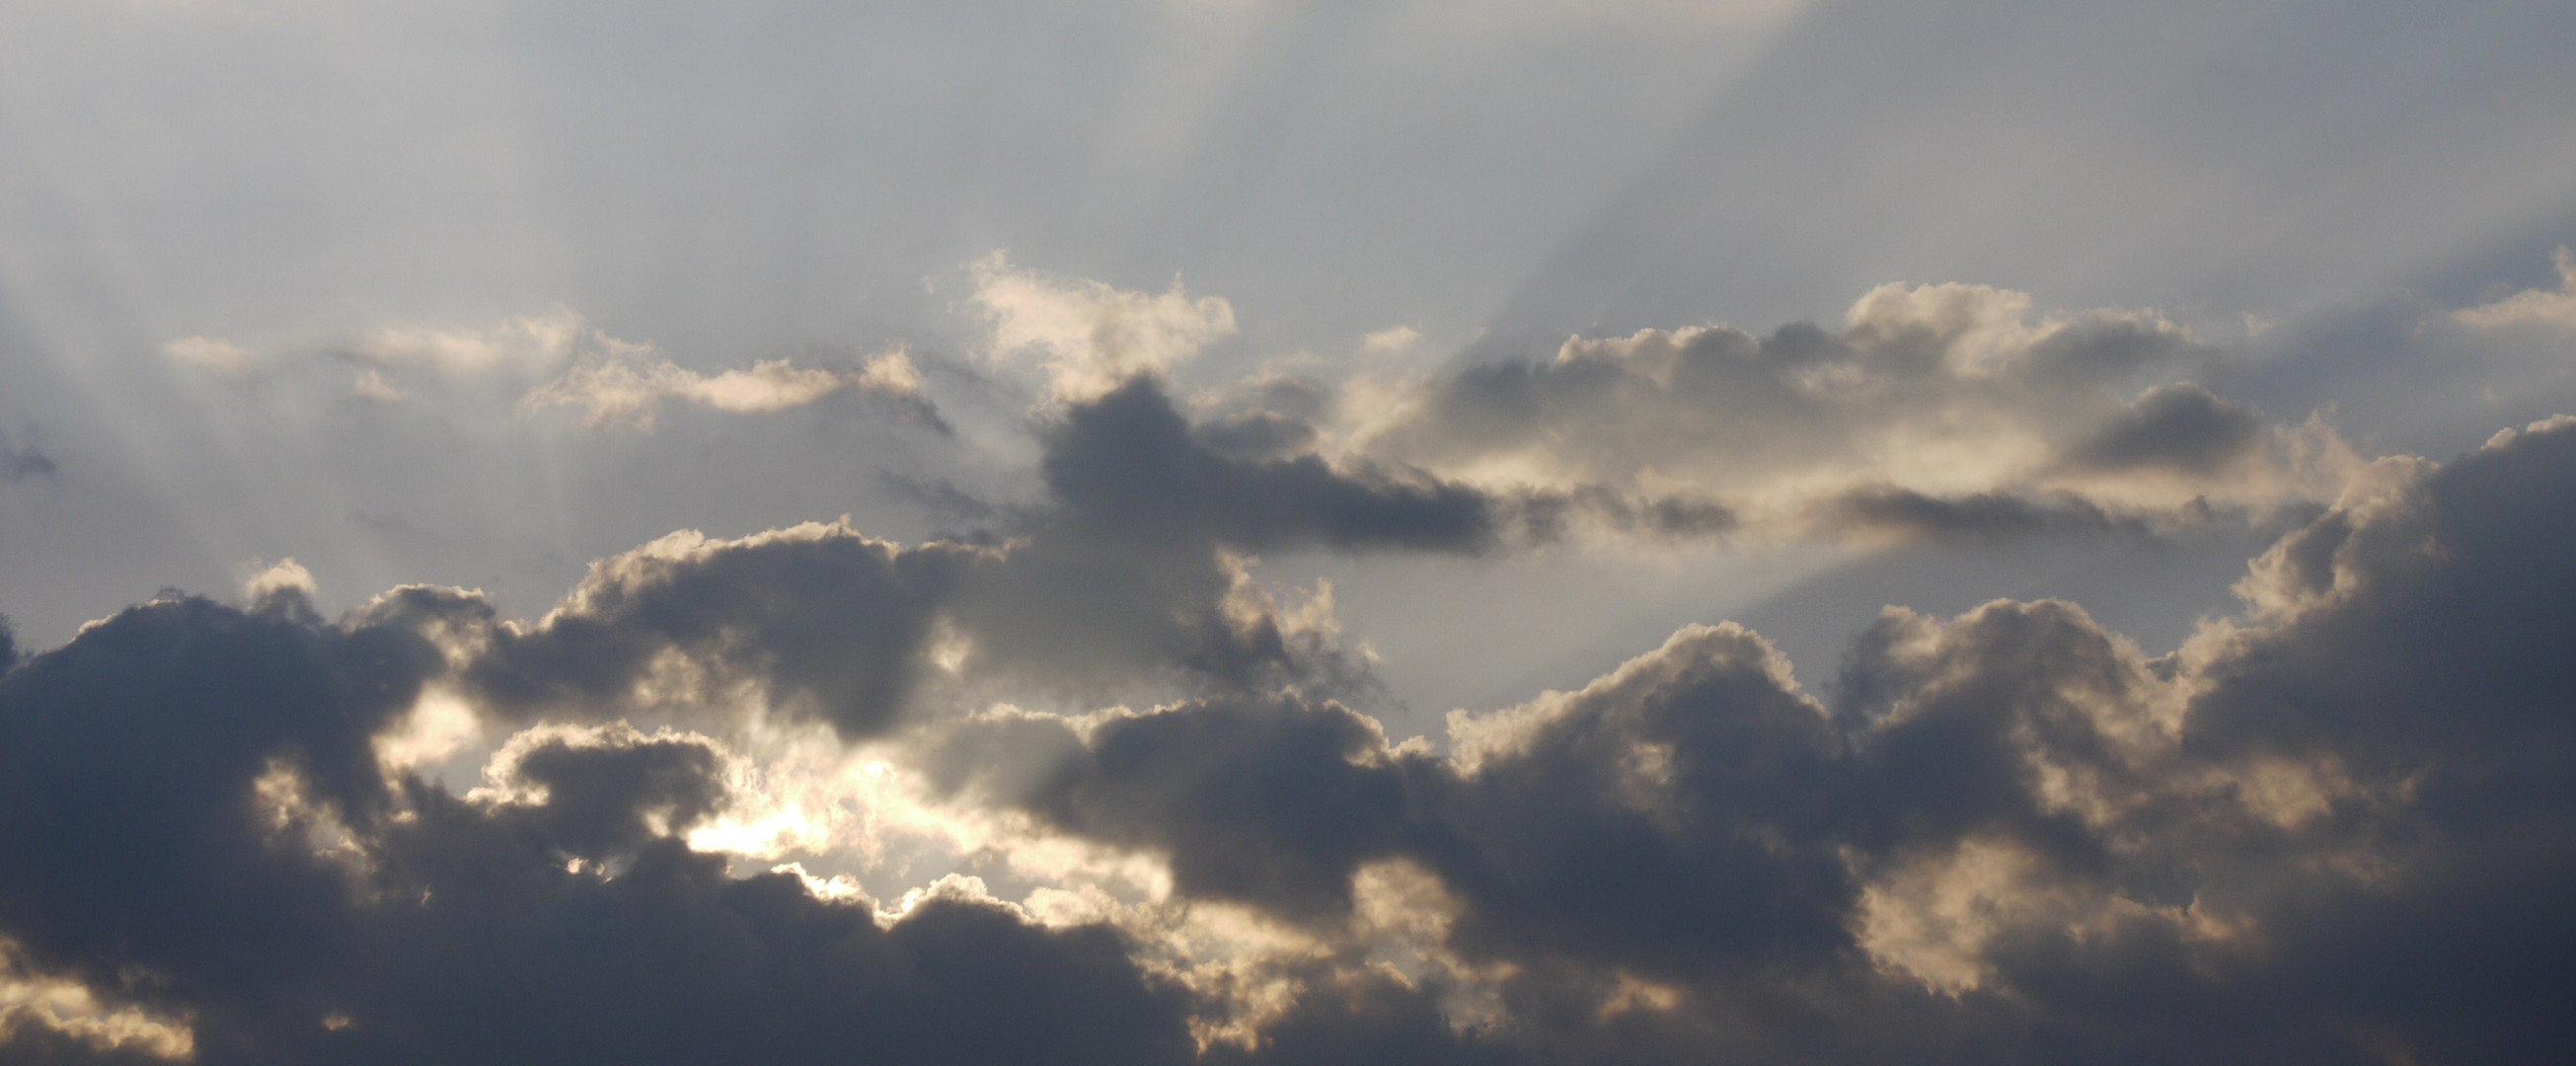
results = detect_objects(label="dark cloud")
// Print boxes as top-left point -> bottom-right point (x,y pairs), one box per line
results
457,525 -> 977,738
1192,410 -> 1324,462
6,370 -> 2574,1062
941,418 -> 2576,1063
941,376 -> 1504,701
332,830 -> 1195,1066
1502,485 -> 1738,544
1044,378 -> 1496,555
0,1021 -> 178,1066
397,376 -> 1510,729
488,730 -> 732,859
1813,486 -> 2163,542
1020,695 -> 1417,921
0,595 -> 440,1057
2067,383 -> 2267,476
1203,964 -> 1511,1066
0,427 -> 56,483
0,595 -> 1201,1066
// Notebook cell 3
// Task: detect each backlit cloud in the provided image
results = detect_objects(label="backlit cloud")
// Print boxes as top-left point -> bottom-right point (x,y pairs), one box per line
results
2455,248 -> 2576,333
1318,282 -> 2360,543
7,413 -> 2572,1062
522,349 -> 925,428
970,254 -> 1240,404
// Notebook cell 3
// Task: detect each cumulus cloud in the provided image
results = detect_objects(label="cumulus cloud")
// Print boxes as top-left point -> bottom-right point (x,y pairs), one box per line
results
0,600 -> 1199,1063
969,254 -> 1239,403
6,412 -> 2575,1062
909,416 -> 2576,1063
20,256 -> 2576,1063
446,522 -> 981,737
238,558 -> 317,606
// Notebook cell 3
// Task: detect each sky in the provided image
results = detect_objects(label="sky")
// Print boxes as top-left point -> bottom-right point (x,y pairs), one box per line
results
2,1 -> 2574,1062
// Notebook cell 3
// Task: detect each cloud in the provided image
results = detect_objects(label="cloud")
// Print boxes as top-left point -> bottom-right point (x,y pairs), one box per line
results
2455,247 -> 2576,332
21,252 -> 2576,1062
0,947 -> 194,1063
1041,378 -> 1495,555
1334,281 -> 2357,542
157,308 -> 650,405
331,373 -> 1506,741
0,591 -> 1202,1065
969,255 -> 1239,403
0,428 -> 56,483
522,349 -> 927,428
1360,325 -> 1423,357
915,416 -> 2576,1062
452,522 -> 981,738
935,376 -> 1507,701
238,558 -> 317,607
6,415 -> 2576,1062
347,306 -> 604,376
159,336 -> 258,376
157,308 -> 942,434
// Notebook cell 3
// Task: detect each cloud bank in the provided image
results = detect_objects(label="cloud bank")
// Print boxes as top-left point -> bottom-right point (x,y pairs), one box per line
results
1324,281 -> 2358,543
5,263 -> 2572,1064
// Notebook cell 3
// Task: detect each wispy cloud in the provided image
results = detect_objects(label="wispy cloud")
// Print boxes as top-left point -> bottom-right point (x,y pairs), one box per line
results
2455,247 -> 2576,332
523,349 -> 925,428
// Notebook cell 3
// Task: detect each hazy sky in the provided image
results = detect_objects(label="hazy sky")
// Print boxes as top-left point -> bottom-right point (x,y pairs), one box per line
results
4,2 -> 2575,1063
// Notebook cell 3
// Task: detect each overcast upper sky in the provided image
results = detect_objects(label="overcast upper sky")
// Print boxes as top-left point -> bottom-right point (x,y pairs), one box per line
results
3,2 -> 2575,1063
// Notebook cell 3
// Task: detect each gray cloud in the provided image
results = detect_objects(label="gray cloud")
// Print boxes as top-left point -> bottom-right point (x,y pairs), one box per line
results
348,375 -> 1505,736
914,416 -> 2576,1063
1331,284 -> 2355,542
1042,378 -> 1496,555
0,428 -> 55,483
1810,486 -> 2161,543
9,261 -> 2576,1061
5,415 -> 2575,1063
6,0 -> 2576,1056
453,524 -> 979,738
0,593 -> 1199,1066
1015,694 -> 1418,922
2064,383 -> 2268,476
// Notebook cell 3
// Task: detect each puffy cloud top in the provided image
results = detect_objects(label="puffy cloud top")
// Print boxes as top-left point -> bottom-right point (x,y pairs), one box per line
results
7,261 -> 2575,1064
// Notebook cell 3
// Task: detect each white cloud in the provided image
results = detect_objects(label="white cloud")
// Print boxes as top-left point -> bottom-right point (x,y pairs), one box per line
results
1361,325 -> 1423,356
160,307 -> 644,394
240,557 -> 316,604
521,349 -> 923,428
350,305 -> 608,375
2455,247 -> 2576,332
967,253 -> 1238,403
